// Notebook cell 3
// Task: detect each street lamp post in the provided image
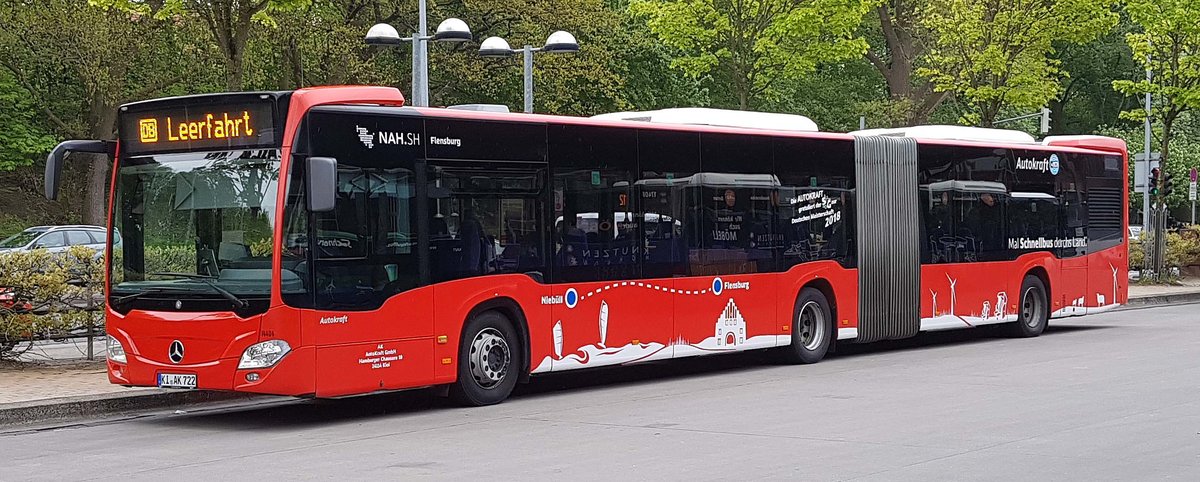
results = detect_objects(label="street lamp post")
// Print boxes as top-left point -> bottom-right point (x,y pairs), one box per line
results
365,17 -> 472,107
478,31 -> 579,113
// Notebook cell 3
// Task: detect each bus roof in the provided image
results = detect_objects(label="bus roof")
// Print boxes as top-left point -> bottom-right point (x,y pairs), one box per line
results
147,86 -> 1121,158
591,108 -> 819,133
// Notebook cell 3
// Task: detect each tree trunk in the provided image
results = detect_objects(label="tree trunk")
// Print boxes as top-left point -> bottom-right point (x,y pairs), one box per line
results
1161,114 -> 1174,203
869,3 -> 947,126
226,47 -> 244,91
82,102 -> 117,226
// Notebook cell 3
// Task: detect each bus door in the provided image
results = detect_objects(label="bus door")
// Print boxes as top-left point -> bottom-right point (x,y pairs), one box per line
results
1057,164 -> 1089,316
302,109 -> 436,397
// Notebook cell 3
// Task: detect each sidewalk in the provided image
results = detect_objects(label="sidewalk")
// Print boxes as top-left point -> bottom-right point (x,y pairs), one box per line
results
0,340 -> 258,426
0,359 -> 150,405
1126,278 -> 1200,307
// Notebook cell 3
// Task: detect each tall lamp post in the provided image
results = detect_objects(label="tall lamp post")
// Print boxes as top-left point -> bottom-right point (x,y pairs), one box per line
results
366,17 -> 472,107
478,31 -> 579,113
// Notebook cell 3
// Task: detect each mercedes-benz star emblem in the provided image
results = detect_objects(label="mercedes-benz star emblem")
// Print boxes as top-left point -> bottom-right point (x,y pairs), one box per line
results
168,340 -> 185,364
175,300 -> 183,310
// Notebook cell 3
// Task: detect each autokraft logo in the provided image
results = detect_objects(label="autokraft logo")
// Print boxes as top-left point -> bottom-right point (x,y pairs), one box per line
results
319,315 -> 349,325
168,340 -> 185,364
1015,154 -> 1060,175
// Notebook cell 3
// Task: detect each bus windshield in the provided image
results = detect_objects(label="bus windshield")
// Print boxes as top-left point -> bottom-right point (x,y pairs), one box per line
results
110,149 -> 283,303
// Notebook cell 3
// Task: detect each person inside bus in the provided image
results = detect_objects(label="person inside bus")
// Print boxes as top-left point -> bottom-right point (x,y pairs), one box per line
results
459,203 -> 486,276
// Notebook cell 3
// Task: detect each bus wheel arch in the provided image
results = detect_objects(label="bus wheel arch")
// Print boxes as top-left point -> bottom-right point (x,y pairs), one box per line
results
802,278 -> 838,325
462,298 -> 531,380
1025,266 -> 1052,309
449,300 -> 527,406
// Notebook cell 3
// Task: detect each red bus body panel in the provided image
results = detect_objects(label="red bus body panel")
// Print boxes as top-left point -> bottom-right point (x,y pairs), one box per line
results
105,86 -> 1129,399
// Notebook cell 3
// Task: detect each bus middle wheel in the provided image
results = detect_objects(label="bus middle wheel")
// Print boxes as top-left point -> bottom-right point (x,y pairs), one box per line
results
778,287 -> 833,364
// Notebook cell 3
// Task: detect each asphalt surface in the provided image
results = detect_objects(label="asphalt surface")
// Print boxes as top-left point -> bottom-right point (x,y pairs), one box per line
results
3,304 -> 1198,480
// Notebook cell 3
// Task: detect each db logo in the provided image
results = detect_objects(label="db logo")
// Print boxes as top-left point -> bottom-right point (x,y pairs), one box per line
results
139,118 -> 159,143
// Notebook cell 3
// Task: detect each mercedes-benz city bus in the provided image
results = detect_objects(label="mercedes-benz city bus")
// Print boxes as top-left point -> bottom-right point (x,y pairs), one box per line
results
45,86 -> 1128,405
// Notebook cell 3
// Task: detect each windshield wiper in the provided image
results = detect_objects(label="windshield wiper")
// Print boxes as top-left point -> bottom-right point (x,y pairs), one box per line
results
110,287 -> 193,307
148,272 -> 249,309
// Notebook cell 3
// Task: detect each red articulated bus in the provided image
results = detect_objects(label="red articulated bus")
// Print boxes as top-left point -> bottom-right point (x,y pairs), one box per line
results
45,86 -> 1128,405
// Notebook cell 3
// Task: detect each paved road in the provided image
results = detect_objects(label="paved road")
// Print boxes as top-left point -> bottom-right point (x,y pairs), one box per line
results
3,304 -> 1199,480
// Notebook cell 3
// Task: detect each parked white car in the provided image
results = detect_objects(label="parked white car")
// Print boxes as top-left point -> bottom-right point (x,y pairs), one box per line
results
0,225 -> 113,255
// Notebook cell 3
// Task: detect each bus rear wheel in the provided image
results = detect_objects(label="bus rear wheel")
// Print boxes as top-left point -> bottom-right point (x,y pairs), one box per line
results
449,310 -> 521,406
1007,275 -> 1049,338
777,287 -> 833,364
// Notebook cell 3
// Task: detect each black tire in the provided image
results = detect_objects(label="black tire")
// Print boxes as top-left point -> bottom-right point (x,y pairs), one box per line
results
448,310 -> 521,406
777,287 -> 833,364
1007,275 -> 1049,338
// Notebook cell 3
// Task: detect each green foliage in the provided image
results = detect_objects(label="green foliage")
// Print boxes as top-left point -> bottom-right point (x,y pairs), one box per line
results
630,0 -> 878,109
1130,226 -> 1200,272
1099,114 -> 1200,210
0,74 -> 57,170
1113,0 -> 1200,188
145,245 -> 197,275
0,247 -> 104,359
1051,24 -> 1141,135
918,0 -> 1119,126
1112,0 -> 1200,124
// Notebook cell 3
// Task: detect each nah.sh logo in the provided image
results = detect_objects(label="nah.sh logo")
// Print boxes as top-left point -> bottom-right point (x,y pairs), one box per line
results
356,125 -> 374,149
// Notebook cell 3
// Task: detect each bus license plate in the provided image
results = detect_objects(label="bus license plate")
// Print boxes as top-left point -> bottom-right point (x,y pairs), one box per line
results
157,373 -> 197,389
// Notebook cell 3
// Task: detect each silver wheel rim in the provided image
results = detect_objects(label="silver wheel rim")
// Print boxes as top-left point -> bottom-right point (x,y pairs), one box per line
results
469,327 -> 510,389
1022,287 -> 1044,328
798,301 -> 827,351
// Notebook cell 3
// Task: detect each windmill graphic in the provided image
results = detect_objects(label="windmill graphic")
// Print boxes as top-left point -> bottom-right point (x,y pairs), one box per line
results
553,321 -> 563,359
946,274 -> 958,315
1111,263 -> 1119,304
930,289 -> 939,317
598,301 -> 609,348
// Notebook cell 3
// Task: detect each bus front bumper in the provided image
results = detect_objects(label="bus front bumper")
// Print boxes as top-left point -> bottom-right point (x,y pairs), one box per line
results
108,346 -> 316,396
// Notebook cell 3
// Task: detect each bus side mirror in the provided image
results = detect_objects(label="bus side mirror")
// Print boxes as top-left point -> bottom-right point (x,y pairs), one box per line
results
307,156 -> 338,213
45,140 -> 114,200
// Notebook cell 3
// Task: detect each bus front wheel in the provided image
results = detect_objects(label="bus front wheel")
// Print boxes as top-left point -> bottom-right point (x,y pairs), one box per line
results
1007,275 -> 1049,338
778,287 -> 833,364
449,310 -> 521,406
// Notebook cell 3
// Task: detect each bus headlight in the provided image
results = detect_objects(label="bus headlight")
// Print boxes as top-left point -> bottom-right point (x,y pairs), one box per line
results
238,340 -> 291,370
106,335 -> 127,364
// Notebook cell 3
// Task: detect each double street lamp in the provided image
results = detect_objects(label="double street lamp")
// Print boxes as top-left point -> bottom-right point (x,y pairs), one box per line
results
366,14 -> 472,107
478,31 -> 580,113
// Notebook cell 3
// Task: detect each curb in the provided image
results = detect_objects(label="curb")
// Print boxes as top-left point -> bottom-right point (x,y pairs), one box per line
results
1123,290 -> 1200,309
0,389 -> 262,427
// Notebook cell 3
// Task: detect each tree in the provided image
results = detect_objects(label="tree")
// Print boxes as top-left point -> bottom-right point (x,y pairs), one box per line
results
0,73 -> 57,171
862,0 -> 951,125
1049,24 -> 1140,135
918,0 -> 1118,126
95,0 -> 311,90
629,0 -> 877,110
0,0 -> 219,224
427,0 -> 638,115
1113,0 -> 1200,203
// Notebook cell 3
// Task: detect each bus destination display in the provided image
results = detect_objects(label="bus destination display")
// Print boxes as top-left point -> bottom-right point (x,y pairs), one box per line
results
121,101 -> 274,154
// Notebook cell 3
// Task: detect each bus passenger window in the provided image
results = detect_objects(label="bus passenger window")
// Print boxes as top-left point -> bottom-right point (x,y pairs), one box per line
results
428,164 -> 546,283
553,168 -> 638,282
